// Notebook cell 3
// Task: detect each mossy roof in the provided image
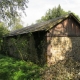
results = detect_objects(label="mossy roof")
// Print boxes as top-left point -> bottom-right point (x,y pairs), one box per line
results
8,13 -> 80,37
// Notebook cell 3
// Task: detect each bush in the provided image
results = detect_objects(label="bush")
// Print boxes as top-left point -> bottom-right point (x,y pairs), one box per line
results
0,54 -> 41,80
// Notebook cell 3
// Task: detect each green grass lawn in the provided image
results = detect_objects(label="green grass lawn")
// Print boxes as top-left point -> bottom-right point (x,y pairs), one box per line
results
0,54 -> 42,80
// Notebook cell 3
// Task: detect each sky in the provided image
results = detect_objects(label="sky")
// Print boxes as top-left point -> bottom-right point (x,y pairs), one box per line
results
21,0 -> 80,27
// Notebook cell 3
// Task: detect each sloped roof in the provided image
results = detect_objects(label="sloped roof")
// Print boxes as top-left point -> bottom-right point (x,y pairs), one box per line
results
8,13 -> 80,37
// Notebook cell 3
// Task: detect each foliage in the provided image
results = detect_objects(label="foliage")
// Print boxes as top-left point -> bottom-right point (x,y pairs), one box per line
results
0,54 -> 41,80
36,5 -> 80,23
0,23 -> 9,52
9,36 -> 29,60
11,18 -> 23,31
41,57 -> 80,80
0,0 -> 28,26
72,12 -> 80,21
11,23 -> 23,31
36,5 -> 67,22
67,11 -> 80,21
0,23 -> 8,38
0,53 -> 80,80
4,34 -> 39,63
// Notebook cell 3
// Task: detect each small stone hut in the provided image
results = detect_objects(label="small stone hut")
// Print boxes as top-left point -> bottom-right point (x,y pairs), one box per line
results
4,13 -> 80,66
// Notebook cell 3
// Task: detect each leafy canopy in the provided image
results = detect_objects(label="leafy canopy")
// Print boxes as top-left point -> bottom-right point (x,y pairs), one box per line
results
0,23 -> 9,38
0,0 -> 28,26
37,5 -> 67,22
36,5 -> 80,22
0,23 -> 9,51
11,18 -> 23,31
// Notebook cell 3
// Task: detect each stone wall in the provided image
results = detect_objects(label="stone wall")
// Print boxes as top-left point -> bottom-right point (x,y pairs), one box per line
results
47,37 -> 80,66
4,32 -> 80,66
3,32 -> 47,65
4,34 -> 38,63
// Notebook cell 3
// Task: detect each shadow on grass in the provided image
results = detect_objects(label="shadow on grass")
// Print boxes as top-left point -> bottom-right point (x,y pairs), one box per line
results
0,54 -> 41,80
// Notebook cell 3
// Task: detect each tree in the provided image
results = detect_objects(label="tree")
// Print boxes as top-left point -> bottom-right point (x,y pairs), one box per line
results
0,23 -> 9,52
0,0 -> 28,26
37,5 -> 80,23
11,23 -> 23,31
0,23 -> 9,38
11,18 -> 23,31
36,5 -> 67,22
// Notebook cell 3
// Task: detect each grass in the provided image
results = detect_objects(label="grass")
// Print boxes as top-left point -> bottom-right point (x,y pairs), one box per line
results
0,54 -> 42,80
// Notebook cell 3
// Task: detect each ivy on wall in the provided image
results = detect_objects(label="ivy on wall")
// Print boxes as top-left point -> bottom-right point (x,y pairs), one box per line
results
3,32 -> 47,65
5,34 -> 30,61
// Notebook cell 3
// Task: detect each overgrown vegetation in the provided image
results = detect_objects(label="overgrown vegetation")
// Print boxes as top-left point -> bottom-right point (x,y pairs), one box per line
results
41,57 -> 80,80
3,34 -> 39,64
7,37 -> 29,60
0,23 -> 9,52
0,54 -> 41,80
0,54 -> 80,80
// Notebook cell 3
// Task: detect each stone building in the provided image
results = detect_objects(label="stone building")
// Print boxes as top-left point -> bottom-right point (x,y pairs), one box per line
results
4,13 -> 80,66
